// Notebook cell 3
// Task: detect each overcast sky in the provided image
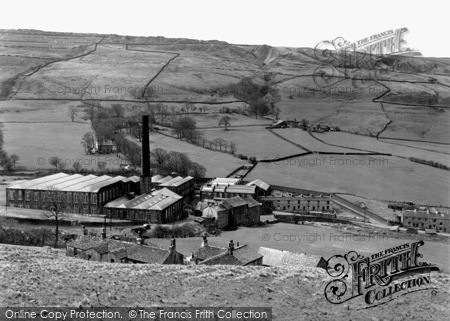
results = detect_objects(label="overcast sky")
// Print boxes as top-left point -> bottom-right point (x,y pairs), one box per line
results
1,0 -> 448,57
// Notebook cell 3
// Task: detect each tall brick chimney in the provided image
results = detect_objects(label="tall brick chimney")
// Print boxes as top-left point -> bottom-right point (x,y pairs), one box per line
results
140,114 -> 151,194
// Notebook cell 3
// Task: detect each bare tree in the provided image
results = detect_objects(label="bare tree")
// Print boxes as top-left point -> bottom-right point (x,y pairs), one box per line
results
229,141 -> 237,155
151,148 -> 168,169
49,157 -> 63,171
272,106 -> 281,120
218,115 -> 231,130
10,154 -> 19,168
73,161 -> 82,173
68,106 -> 78,122
212,138 -> 226,151
42,186 -> 67,247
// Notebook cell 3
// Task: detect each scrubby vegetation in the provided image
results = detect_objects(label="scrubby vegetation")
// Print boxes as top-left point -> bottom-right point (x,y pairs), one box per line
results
0,227 -> 70,248
409,156 -> 449,170
150,223 -> 207,238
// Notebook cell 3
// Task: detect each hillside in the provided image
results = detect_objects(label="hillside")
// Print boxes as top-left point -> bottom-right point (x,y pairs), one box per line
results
0,29 -> 449,207
1,244 -> 449,321
1,29 -> 449,138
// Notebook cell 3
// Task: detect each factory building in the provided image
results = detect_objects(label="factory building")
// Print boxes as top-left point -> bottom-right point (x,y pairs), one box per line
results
103,188 -> 184,223
6,172 -> 140,214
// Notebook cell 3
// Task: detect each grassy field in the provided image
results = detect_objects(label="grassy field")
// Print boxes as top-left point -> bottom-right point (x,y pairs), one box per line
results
380,103 -> 450,143
246,155 -> 450,206
143,132 -> 248,177
0,101 -> 124,171
187,112 -> 272,128
317,132 -> 450,166
378,138 -> 450,154
272,128 -> 355,153
198,127 -> 305,159
14,45 -> 174,101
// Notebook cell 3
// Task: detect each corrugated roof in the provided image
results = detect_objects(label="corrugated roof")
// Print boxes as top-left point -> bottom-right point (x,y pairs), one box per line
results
160,176 -> 184,187
156,176 -> 174,184
77,176 -> 126,192
58,175 -> 111,192
104,188 -> 182,211
170,176 -> 194,187
29,174 -> 86,190
48,175 -> 99,191
151,174 -> 164,182
8,173 -> 70,190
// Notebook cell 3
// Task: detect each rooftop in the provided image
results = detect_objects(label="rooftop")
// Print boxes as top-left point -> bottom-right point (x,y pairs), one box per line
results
246,179 -> 270,191
8,173 -> 137,193
104,188 -> 182,211
210,178 -> 241,186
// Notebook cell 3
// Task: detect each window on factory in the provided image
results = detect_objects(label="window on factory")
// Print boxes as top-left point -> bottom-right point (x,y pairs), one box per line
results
34,191 -> 39,201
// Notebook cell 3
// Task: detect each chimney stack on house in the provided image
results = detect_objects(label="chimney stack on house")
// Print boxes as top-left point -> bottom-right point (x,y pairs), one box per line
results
140,114 -> 151,195
228,240 -> 234,255
201,235 -> 208,247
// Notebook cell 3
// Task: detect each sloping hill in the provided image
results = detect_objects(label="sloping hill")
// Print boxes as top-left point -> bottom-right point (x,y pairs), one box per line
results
0,244 -> 449,321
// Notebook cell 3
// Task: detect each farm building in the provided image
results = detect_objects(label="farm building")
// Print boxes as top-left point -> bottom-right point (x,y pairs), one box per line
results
98,140 -> 115,154
103,187 -> 184,223
6,172 -> 140,214
260,191 -> 331,213
194,239 -> 263,266
66,235 -> 184,264
200,196 -> 261,228
398,210 -> 450,233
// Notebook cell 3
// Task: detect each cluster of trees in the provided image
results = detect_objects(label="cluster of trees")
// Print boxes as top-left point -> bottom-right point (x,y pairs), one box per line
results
0,125 -> 20,172
80,102 -> 142,168
0,227 -> 67,248
230,75 -> 281,119
151,147 -> 206,180
409,157 -> 449,170
170,116 -> 238,154
147,102 -> 210,127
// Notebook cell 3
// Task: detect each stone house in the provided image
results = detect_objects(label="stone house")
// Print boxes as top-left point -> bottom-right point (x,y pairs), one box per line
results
195,239 -> 263,266
66,235 -> 184,264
